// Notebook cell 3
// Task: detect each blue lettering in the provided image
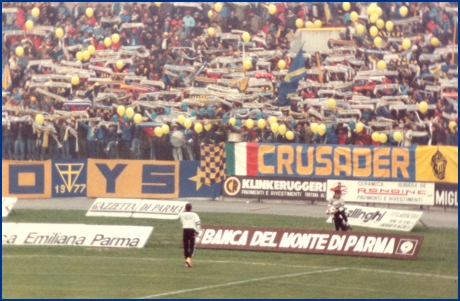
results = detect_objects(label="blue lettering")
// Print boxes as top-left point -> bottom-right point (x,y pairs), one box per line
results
142,164 -> 176,194
9,164 -> 44,194
95,164 -> 127,193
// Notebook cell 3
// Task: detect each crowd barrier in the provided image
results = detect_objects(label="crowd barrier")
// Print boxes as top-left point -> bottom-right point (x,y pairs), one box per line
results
2,144 -> 457,208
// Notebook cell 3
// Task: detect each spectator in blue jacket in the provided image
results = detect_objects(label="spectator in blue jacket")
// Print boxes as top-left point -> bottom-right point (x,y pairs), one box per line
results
80,121 -> 98,158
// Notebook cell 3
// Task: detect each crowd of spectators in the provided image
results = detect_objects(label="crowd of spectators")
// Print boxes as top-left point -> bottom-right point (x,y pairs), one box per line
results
2,2 -> 458,162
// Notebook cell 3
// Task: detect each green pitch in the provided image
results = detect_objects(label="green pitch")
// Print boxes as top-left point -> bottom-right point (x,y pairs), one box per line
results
2,210 -> 458,298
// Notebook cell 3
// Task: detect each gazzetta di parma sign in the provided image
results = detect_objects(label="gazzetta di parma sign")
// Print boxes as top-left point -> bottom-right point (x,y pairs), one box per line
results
196,226 -> 423,260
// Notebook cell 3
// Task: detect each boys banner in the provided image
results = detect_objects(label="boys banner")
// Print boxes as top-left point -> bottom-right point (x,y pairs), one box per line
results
415,146 -> 458,184
226,143 -> 416,181
2,160 -> 52,199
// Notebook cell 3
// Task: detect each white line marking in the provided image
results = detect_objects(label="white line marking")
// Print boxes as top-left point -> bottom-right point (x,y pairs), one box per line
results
351,268 -> 458,280
136,268 -> 346,299
3,254 -> 457,281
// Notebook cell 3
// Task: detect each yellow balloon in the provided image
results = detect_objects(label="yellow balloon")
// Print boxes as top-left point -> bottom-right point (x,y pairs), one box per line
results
311,123 -> 318,133
305,21 -> 314,28
242,32 -> 251,42
204,123 -> 212,132
418,101 -> 428,113
194,123 -> 203,134
377,60 -> 386,70
76,51 -> 83,62
375,7 -> 383,17
177,115 -> 185,124
133,113 -> 142,124
400,6 -> 408,17
356,122 -> 364,133
25,20 -> 34,30
162,124 -> 170,134
154,127 -> 163,137
314,20 -> 322,28
154,2 -> 161,7
379,133 -> 388,143
87,45 -> 96,55
243,59 -> 252,71
370,13 -> 379,24
208,27 -> 215,36
35,114 -> 44,125
184,118 -> 192,129
296,18 -> 304,29
31,7 -> 40,18
328,98 -> 336,109
257,119 -> 267,129
104,37 -> 112,48
208,10 -> 213,19
318,124 -> 326,136
374,36 -> 382,48
431,37 -> 440,47
279,124 -> 287,136
117,106 -> 126,116
116,60 -> 124,70
268,116 -> 277,125
268,4 -> 277,15
376,19 -> 384,29
385,21 -> 394,31
214,2 -> 223,13
271,123 -> 279,134
367,3 -> 377,15
15,46 -> 24,57
111,33 -> 120,44
356,24 -> 365,36
449,121 -> 457,133
246,119 -> 254,129
371,132 -> 380,142
402,38 -> 411,50
55,28 -> 64,39
278,60 -> 286,69
286,131 -> 295,140
369,26 -> 378,37
71,75 -> 80,85
343,2 -> 351,11
350,11 -> 358,22
86,7 -> 94,18
393,131 -> 403,142
83,50 -> 90,61
126,107 -> 134,119
229,117 -> 236,126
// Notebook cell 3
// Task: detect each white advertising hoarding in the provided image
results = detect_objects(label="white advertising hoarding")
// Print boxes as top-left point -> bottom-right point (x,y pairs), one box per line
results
2,223 -> 153,248
326,205 -> 424,232
326,180 -> 435,206
2,197 -> 18,217
86,198 -> 187,220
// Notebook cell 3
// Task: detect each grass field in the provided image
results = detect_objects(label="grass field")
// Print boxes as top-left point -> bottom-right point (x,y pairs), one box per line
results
2,209 -> 458,299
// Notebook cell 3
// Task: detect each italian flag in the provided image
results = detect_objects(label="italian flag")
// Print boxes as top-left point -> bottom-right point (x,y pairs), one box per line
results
225,142 -> 258,176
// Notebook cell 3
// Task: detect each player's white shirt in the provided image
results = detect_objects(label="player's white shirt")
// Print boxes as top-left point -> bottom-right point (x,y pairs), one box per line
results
180,211 -> 201,232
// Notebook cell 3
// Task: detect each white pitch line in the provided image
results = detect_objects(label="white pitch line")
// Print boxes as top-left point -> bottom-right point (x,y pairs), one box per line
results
3,254 -> 458,281
351,268 -> 458,280
136,268 -> 346,299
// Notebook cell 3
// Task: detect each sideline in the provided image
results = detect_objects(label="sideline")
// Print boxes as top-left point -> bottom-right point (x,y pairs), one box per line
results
4,254 -> 457,281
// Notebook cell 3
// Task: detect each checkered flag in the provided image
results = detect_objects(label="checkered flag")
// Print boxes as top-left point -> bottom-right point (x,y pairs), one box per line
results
200,142 -> 226,185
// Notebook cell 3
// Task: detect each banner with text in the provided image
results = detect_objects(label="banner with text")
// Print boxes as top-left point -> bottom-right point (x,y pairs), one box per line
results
195,225 -> 423,260
2,161 -> 52,198
226,143 -> 416,181
434,183 -> 458,207
415,146 -> 458,184
86,198 -> 187,219
2,223 -> 153,248
52,159 -> 88,198
326,205 -> 424,232
326,180 -> 435,206
222,176 -> 327,201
